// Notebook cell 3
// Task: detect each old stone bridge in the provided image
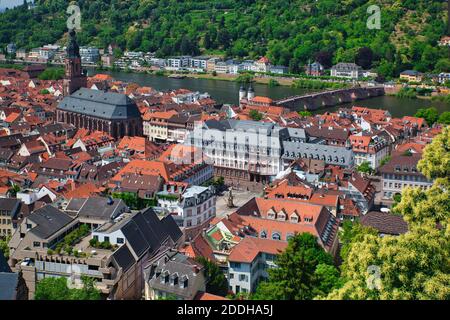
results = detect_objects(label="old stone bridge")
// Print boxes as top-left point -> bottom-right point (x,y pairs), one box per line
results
275,86 -> 385,111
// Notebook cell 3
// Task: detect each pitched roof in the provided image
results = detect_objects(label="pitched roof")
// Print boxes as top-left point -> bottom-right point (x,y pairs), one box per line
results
0,250 -> 11,273
58,88 -> 141,120
0,272 -> 19,300
228,237 -> 287,263
68,197 -> 127,221
28,205 -> 74,239
360,211 -> 408,235
194,292 -> 229,300
112,160 -> 176,182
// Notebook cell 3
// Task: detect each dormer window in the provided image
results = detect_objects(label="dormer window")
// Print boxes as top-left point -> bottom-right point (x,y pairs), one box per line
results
179,275 -> 188,289
161,270 -> 170,284
267,208 -> 276,220
277,210 -> 286,221
170,273 -> 178,286
290,214 -> 298,223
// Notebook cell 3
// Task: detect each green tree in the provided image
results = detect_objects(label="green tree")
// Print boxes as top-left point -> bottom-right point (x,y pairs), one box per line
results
379,155 -> 392,167
196,257 -> 228,297
35,276 -> 101,300
38,68 -> 64,80
414,107 -> 439,126
249,109 -> 263,121
326,127 -> 450,300
339,221 -> 378,261
253,233 -> 340,300
298,111 -> 312,117
0,235 -> 11,259
356,161 -> 373,174
437,112 -> 450,125
326,224 -> 450,300
35,277 -> 71,300
8,184 -> 20,197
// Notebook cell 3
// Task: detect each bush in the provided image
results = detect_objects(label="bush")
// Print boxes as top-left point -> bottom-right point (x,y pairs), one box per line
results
100,241 -> 112,250
64,246 -> 73,256
89,238 -> 99,247
268,79 -> 279,87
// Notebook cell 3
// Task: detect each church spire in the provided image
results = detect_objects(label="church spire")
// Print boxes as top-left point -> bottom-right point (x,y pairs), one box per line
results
63,28 -> 87,96
66,29 -> 80,59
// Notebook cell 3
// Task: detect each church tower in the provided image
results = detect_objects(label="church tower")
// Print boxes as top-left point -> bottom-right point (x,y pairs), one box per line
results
63,29 -> 87,96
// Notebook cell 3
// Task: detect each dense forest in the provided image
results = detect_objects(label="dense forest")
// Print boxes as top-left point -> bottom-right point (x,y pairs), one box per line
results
0,0 -> 448,78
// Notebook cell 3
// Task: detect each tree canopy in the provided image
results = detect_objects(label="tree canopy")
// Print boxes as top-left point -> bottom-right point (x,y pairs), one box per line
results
252,233 -> 341,300
0,0 -> 448,78
326,126 -> 450,300
35,276 -> 102,300
196,256 -> 228,297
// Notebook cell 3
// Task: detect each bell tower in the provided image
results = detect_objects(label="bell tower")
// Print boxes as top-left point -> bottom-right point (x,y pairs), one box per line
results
63,29 -> 87,96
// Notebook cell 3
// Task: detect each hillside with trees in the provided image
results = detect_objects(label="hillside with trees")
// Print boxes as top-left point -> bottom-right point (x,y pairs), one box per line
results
0,0 -> 448,78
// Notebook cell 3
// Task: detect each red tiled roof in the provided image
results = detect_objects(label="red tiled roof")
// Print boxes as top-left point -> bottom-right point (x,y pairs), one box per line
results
228,237 -> 287,263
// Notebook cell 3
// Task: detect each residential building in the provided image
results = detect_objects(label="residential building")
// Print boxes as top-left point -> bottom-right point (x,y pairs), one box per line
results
166,56 -> 191,69
400,70 -> 423,83
379,153 -> 433,202
254,57 -> 271,73
206,57 -> 221,72
228,237 -> 287,294
232,197 -> 340,256
0,198 -> 21,237
349,132 -> 390,169
144,251 -> 206,300
80,47 -> 100,64
305,61 -> 324,76
143,110 -> 178,142
269,65 -> 288,74
167,114 -> 200,144
8,205 -> 182,299
214,62 -> 228,74
330,63 -> 362,79
438,72 -> 450,84
157,185 -> 216,230
189,56 -> 209,70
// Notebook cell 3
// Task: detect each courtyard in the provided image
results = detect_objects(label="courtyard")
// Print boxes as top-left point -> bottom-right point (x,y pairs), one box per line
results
215,187 -> 264,219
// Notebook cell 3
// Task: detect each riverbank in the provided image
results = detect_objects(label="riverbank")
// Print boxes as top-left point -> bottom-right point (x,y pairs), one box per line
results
185,72 -> 296,86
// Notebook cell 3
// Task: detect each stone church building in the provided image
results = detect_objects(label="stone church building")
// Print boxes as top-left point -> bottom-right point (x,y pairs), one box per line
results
57,29 -> 142,139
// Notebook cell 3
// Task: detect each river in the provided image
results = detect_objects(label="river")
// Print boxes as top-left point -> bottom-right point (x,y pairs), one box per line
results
90,70 -> 450,117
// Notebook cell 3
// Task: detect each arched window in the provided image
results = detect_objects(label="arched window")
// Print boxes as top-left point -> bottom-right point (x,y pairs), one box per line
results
260,230 -> 267,239
272,232 -> 281,240
286,233 -> 294,241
